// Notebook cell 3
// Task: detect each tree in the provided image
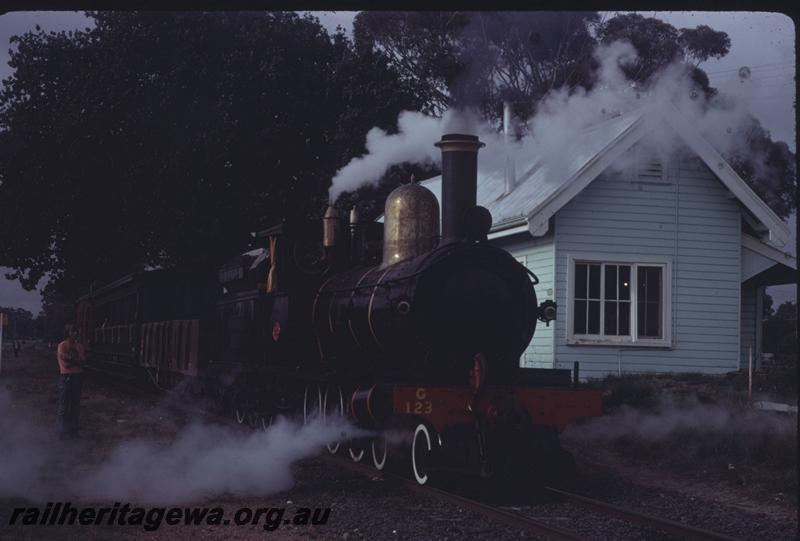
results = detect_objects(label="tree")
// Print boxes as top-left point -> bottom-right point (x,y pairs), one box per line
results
0,11 -> 423,302
354,11 -> 600,123
679,25 -> 731,66
596,13 -> 727,99
763,292 -> 774,319
355,12 -> 793,219
763,300 -> 798,364
598,14 -> 794,219
724,117 -> 796,219
0,306 -> 36,339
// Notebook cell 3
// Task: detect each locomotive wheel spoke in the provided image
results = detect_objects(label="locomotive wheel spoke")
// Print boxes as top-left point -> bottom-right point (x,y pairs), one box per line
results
261,414 -> 274,432
234,404 -> 246,424
303,384 -> 322,425
412,423 -> 433,485
323,386 -> 344,454
349,439 -> 366,463
371,433 -> 388,471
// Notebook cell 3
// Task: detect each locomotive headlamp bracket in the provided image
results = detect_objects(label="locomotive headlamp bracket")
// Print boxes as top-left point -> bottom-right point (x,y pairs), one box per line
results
537,300 -> 557,326
396,298 -> 412,316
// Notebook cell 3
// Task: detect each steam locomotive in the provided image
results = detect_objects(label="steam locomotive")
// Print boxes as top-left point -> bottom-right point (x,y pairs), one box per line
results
77,133 -> 601,485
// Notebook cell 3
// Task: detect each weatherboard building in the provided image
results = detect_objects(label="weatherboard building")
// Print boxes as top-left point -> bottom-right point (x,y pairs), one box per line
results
419,104 -> 796,379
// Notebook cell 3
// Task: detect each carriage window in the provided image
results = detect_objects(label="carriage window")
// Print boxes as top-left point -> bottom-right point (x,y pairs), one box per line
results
569,259 -> 670,346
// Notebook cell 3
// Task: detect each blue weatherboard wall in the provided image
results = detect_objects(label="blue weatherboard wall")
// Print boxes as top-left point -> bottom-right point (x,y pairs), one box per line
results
492,233 -> 555,368
551,145 -> 741,379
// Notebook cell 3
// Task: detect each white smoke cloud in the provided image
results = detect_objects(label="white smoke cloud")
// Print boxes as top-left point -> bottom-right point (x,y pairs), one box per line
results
328,111 -> 441,202
328,38 -> 785,203
0,387 -> 52,499
77,415 -> 368,504
563,392 -> 797,443
327,40 -> 644,202
0,386 -> 369,504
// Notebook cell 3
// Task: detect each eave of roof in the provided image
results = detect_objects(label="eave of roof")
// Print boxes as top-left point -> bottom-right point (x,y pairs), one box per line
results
742,234 -> 797,270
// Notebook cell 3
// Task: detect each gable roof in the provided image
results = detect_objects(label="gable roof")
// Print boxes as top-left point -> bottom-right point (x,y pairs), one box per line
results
420,102 -> 790,246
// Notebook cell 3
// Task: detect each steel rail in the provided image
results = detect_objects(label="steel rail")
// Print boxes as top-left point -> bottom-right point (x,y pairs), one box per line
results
324,455 -> 586,541
543,486 -> 740,541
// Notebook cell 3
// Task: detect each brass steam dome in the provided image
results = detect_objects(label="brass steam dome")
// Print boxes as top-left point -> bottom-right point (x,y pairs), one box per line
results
381,182 -> 440,269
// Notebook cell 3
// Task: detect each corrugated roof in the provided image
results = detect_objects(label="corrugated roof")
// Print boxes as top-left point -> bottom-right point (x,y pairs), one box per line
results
410,102 -> 788,246
419,108 -> 645,228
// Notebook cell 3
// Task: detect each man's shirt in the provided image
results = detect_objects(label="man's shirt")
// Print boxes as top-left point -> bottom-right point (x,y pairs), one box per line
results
57,340 -> 85,375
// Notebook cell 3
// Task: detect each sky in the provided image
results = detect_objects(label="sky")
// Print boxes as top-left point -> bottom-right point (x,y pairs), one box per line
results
0,10 -> 795,315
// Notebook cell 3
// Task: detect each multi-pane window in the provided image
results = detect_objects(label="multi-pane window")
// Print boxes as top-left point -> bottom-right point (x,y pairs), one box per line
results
569,259 -> 670,345
637,266 -> 662,339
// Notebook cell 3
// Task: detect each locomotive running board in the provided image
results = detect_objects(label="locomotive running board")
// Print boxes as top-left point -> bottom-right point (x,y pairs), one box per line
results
392,385 -> 602,434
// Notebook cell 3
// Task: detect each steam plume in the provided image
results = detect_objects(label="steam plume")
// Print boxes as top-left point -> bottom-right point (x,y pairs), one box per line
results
0,387 -> 368,504
328,39 -> 788,204
77,416 -> 366,504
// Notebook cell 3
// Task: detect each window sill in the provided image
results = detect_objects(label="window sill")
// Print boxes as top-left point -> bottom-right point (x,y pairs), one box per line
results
566,338 -> 672,348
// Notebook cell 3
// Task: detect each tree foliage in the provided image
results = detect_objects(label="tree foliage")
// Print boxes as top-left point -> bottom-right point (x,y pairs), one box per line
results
0,11 -> 793,306
679,25 -> 732,65
596,13 -> 727,99
0,306 -> 36,339
763,300 -> 798,363
355,11 -> 793,218
0,11 -> 422,300
597,14 -> 684,82
354,11 -> 600,123
724,116 -> 796,219
598,14 -> 794,218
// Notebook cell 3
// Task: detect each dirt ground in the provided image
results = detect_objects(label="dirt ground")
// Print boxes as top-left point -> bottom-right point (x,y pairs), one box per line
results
0,342 -> 323,541
0,342 -> 797,540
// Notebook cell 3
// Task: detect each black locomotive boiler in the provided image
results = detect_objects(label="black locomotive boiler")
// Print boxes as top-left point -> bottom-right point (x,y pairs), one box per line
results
315,136 -> 539,386
78,133 -> 601,485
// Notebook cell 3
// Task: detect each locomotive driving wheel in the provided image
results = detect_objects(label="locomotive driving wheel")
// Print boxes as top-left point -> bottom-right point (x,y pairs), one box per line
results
303,384 -> 322,425
348,440 -> 366,463
345,390 -> 366,462
371,432 -> 388,471
260,414 -> 275,432
323,386 -> 344,454
231,388 -> 249,425
411,423 -> 436,485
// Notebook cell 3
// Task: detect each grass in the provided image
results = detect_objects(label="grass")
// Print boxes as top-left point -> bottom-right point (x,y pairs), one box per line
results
582,370 -> 798,504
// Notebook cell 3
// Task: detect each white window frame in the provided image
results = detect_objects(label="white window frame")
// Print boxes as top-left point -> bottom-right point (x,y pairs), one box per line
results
566,254 -> 672,347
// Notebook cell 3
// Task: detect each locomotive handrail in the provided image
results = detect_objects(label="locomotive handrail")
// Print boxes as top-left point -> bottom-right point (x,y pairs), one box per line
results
315,246 -> 452,295
524,267 -> 540,286
317,243 -> 521,295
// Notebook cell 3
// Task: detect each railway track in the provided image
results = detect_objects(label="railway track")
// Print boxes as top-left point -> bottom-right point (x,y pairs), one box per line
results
89,374 -> 742,541
325,452 -> 740,541
325,453 -> 584,541
541,486 -> 739,541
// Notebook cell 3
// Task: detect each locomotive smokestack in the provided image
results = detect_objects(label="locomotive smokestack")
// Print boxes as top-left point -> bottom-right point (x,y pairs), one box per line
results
323,206 -> 339,262
434,134 -> 485,243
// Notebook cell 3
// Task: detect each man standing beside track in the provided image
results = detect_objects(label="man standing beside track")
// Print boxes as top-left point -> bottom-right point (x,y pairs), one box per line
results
57,324 -> 85,439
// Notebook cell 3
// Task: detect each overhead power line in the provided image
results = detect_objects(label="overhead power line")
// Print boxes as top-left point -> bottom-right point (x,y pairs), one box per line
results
705,62 -> 795,76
